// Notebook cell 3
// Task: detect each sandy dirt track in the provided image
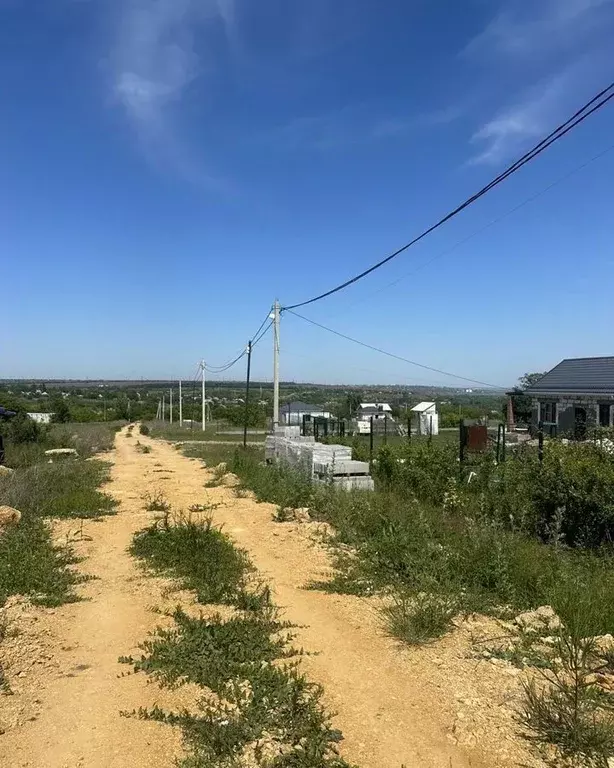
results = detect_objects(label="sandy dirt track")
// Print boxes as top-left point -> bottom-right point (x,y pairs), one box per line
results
1,427 -> 542,768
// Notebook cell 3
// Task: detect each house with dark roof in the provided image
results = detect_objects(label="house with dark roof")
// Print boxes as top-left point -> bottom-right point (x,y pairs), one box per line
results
525,357 -> 614,438
279,401 -> 332,426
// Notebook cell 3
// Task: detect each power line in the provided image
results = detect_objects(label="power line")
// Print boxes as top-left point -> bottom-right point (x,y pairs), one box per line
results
283,81 -> 614,311
202,307 -> 273,373
284,308 -> 505,389
324,140 -> 614,317
252,319 -> 273,348
204,351 -> 247,374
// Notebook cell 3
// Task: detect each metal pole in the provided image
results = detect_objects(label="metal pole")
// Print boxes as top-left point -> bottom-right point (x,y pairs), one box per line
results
201,360 -> 206,431
243,341 -> 252,448
273,300 -> 280,429
407,415 -> 411,443
538,421 -> 544,465
384,414 -> 388,444
370,416 -> 374,461
179,379 -> 183,426
169,387 -> 173,425
162,394 -> 165,421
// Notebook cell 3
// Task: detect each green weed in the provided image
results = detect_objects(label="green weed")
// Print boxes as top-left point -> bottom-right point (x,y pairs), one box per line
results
142,490 -> 170,512
381,593 -> 457,645
130,515 -> 254,607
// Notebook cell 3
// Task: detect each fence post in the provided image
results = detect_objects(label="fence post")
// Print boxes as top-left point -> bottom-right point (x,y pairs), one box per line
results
538,421 -> 544,465
370,416 -> 374,461
459,419 -> 466,480
384,414 -> 388,444
428,415 -> 433,446
496,424 -> 501,463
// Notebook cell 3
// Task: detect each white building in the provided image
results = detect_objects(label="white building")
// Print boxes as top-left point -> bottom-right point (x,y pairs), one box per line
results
410,401 -> 439,436
279,401 -> 332,426
356,403 -> 394,434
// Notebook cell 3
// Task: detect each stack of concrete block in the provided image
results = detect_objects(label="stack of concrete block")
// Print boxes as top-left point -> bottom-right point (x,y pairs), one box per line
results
265,433 -> 374,491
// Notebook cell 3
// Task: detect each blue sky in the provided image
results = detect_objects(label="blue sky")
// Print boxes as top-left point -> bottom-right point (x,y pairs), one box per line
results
3,0 -> 614,387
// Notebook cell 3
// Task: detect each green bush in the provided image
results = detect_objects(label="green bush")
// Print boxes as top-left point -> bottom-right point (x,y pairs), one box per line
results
0,412 -> 44,444
139,423 -> 150,436
485,441 -> 614,547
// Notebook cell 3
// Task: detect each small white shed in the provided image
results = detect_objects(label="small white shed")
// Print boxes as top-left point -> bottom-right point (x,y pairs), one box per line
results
410,402 -> 439,436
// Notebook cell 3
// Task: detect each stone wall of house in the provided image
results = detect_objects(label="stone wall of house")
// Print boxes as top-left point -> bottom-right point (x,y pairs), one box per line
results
532,395 -> 614,436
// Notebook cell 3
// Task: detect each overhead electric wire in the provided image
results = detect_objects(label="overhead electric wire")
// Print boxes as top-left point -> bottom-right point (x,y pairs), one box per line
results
201,306 -> 273,373
204,351 -> 246,373
285,309 -> 504,389
283,81 -> 614,311
252,319 -> 273,348
323,140 -> 614,318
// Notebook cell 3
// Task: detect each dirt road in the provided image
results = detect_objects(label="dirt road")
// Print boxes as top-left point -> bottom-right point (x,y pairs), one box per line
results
0,431 -> 185,768
1,427 -> 539,768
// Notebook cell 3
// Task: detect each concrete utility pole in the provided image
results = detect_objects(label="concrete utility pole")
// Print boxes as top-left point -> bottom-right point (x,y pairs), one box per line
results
243,340 -> 252,448
169,386 -> 173,425
272,299 -> 280,428
179,379 -> 183,426
201,359 -> 206,431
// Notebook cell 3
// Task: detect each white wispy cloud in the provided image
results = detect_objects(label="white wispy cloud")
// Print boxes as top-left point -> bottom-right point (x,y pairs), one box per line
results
469,75 -> 568,165
465,0 -> 614,59
109,0 -> 235,185
268,103 -> 463,152
466,0 -> 614,165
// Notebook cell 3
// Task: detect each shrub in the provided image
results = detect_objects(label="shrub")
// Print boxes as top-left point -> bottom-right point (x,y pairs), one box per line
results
523,584 -> 614,766
139,423 -> 150,436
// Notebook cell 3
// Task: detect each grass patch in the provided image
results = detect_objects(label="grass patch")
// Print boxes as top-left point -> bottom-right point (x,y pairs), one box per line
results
0,459 -> 116,520
144,421 -> 266,444
125,515 -> 352,767
131,513 -> 259,608
0,517 -> 83,606
182,442 -> 243,467
0,430 -> 116,607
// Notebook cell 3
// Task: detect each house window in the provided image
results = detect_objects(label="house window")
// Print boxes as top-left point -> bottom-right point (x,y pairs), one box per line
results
599,404 -> 611,428
540,401 -> 557,424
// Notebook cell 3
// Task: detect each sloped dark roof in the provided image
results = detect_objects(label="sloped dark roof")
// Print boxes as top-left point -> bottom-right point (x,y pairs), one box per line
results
279,401 -> 328,413
526,357 -> 614,395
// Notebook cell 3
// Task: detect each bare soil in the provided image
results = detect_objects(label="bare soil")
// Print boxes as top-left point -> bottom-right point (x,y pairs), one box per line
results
0,427 -> 545,767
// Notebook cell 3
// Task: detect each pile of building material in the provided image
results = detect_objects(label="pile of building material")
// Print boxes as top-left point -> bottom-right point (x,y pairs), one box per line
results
265,428 -> 374,491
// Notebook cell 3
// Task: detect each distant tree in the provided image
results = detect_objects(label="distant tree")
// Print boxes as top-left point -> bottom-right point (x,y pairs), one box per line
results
519,372 -> 548,389
345,392 -> 362,419
51,394 -> 71,423
115,394 -> 131,421
506,371 -> 547,426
